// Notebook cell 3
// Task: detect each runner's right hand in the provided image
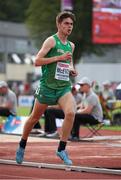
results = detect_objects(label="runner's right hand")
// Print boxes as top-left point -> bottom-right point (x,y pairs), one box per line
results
59,52 -> 72,61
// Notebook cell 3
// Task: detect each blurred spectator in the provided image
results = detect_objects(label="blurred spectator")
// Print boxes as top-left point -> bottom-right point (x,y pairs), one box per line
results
71,77 -> 103,141
11,82 -> 19,97
71,85 -> 83,105
115,83 -> 121,100
18,83 -> 24,95
0,81 -> 17,117
100,80 -> 116,120
92,80 -> 101,95
23,81 -> 31,95
102,80 -> 115,101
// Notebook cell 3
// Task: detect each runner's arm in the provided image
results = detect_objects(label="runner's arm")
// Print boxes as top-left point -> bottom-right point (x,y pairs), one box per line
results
69,42 -> 78,77
34,37 -> 72,66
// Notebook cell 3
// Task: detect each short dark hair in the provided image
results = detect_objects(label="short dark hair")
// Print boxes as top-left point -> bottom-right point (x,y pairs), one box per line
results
56,11 -> 76,23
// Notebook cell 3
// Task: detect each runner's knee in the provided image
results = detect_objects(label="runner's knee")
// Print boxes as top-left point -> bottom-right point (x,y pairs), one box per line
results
65,110 -> 75,120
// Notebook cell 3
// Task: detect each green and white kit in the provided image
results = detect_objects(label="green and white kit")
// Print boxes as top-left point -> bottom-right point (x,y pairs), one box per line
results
35,34 -> 73,105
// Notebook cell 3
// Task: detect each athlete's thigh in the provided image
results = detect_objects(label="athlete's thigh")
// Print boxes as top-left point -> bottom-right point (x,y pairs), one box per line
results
58,92 -> 76,114
31,98 -> 48,119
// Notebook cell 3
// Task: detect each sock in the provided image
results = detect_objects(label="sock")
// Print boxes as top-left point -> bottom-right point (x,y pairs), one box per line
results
19,138 -> 27,149
58,141 -> 67,152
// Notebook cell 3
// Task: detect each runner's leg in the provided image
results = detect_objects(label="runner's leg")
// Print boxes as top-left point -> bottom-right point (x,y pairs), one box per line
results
58,92 -> 76,142
16,99 -> 48,164
56,92 -> 76,165
22,99 -> 48,140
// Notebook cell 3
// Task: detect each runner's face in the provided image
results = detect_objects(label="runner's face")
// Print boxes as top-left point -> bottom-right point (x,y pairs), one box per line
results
58,18 -> 73,36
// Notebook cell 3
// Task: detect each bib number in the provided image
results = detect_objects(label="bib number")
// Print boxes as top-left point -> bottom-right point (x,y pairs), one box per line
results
55,62 -> 69,81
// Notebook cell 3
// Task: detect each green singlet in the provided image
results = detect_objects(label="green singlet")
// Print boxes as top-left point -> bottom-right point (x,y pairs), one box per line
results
35,34 -> 73,105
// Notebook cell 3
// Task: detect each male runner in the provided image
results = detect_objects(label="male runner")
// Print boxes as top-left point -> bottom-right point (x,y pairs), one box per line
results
16,11 -> 77,165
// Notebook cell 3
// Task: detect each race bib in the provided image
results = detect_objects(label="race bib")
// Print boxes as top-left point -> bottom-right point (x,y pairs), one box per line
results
55,62 -> 69,81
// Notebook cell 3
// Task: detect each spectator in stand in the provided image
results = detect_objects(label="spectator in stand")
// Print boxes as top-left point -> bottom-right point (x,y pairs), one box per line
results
18,83 -> 24,95
23,81 -> 31,95
0,81 -> 17,117
101,80 -> 116,120
115,83 -> 121,100
92,80 -> 101,95
70,77 -> 103,141
72,85 -> 83,105
11,82 -> 19,98
102,80 -> 115,101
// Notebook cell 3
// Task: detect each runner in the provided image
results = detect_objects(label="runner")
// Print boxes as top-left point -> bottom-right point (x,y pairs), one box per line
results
16,11 -> 77,165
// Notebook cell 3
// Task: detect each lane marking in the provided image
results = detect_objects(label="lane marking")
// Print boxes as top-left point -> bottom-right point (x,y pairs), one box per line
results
0,159 -> 121,175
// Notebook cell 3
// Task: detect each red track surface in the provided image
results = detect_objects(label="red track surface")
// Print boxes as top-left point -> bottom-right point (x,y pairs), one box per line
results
0,129 -> 121,179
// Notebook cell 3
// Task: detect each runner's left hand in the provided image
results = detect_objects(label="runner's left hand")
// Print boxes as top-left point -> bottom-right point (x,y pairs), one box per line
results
69,69 -> 78,77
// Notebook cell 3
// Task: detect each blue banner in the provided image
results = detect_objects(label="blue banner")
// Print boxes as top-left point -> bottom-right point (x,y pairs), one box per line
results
2,115 -> 28,134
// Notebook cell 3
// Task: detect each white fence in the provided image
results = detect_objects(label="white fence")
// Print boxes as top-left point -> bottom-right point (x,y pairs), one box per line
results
75,63 -> 121,84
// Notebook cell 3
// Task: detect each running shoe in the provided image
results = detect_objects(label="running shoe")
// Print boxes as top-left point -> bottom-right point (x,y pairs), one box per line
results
56,150 -> 72,165
16,146 -> 25,164
46,131 -> 59,138
69,135 -> 80,142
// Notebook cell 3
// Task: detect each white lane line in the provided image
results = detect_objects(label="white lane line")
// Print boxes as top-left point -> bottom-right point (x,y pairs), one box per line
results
1,159 -> 121,175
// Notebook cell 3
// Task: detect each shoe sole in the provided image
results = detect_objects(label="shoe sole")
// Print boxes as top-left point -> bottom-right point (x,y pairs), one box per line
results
56,152 -> 72,165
